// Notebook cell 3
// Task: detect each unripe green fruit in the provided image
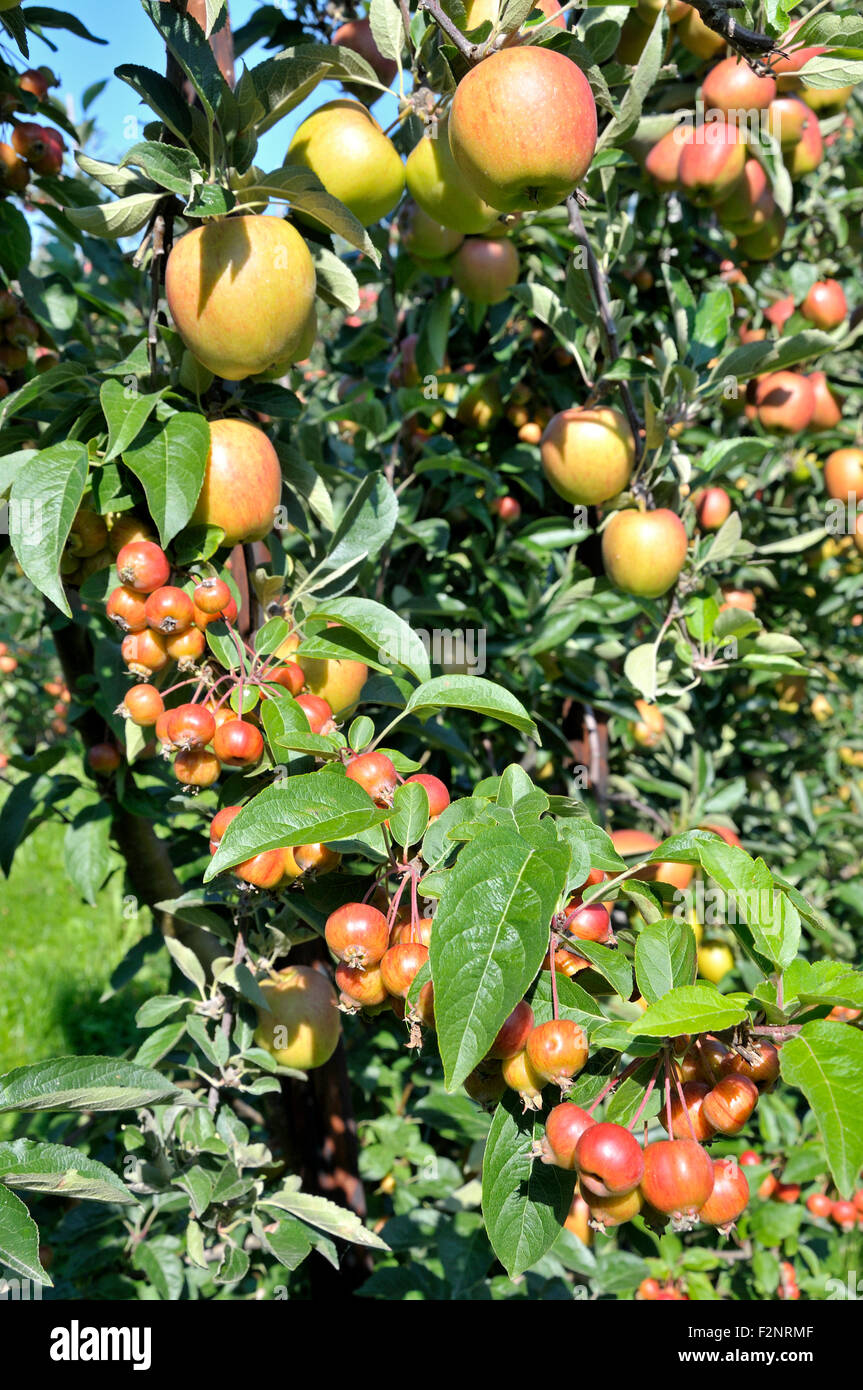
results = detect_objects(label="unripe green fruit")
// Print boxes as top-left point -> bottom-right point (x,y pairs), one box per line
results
287,100 -> 405,227
602,508 -> 688,598
254,965 -> 341,1069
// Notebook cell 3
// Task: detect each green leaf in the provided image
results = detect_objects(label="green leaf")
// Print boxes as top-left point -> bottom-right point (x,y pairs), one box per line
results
63,802 -> 113,906
0,1138 -> 134,1204
260,1186 -> 390,1249
63,192 -> 164,240
100,379 -> 165,463
9,441 -> 88,617
115,63 -> 197,147
141,0 -> 228,121
635,917 -> 697,1004
0,1187 -> 50,1286
389,780 -> 429,850
305,597 -> 430,684
481,1092 -> 576,1278
695,840 -> 799,970
431,824 -> 568,1089
123,412 -> 210,547
0,201 -> 32,277
629,984 -> 749,1038
405,676 -> 538,740
0,1056 -> 184,1113
121,140 -> 200,195
780,1022 -> 863,1199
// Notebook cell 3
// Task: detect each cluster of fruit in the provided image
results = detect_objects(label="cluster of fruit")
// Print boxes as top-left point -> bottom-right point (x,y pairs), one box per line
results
0,288 -> 52,395
0,65 -> 64,197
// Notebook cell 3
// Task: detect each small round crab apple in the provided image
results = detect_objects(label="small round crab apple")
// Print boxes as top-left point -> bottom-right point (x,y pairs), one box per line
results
165,627 -> 207,664
698,1158 -> 750,1232
563,899 -> 613,943
345,750 -> 398,805
404,772 -> 450,820
721,1040 -> 780,1088
116,540 -> 170,594
174,748 -> 221,788
806,1192 -> 833,1219
701,1074 -> 759,1135
193,592 -> 238,629
640,1140 -> 715,1228
144,585 -> 194,634
121,629 -> 169,675
296,692 -> 336,734
121,684 -> 164,727
87,743 -> 121,776
234,849 -> 288,890
660,1080 -> 716,1142
542,942 -> 590,977
525,1019 -> 589,1090
586,1186 -> 643,1231
575,1122 -> 644,1197
464,1060 -> 507,1106
166,702 -> 216,750
213,719 -> 264,767
192,576 -> 233,615
390,917 -> 434,947
336,962 -> 389,1011
325,903 -> 390,969
832,1200 -> 857,1231
293,842 -> 341,875
262,661 -> 304,695
501,1048 -> 546,1111
379,941 -> 429,998
487,999 -> 535,1059
106,584 -> 149,634
540,1102 -> 596,1169
208,805 -> 241,854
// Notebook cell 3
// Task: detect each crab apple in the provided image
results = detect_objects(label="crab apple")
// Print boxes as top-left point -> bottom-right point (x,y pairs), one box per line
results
698,941 -> 734,984
774,1181 -> 800,1204
296,654 -> 367,720
12,122 -> 64,174
602,508 -> 688,598
540,405 -> 635,507
0,142 -> 29,193
190,419 -> 282,547
450,237 -> 519,305
106,584 -> 149,634
288,100 -> 405,228
192,595 -> 238,630
542,1102 -> 596,1169
122,684 -> 164,727
464,1060 -> 507,1105
490,495 -> 522,523
165,627 -> 206,663
701,1074 -> 759,1135
345,750 -> 398,805
254,964 -> 341,1070
501,1048 -> 546,1110
722,1040 -> 780,1087
4,313 -> 38,348
543,943 -> 589,977
18,68 -> 51,100
174,748 -> 221,787
293,842 -> 341,875
806,1192 -> 833,1219
702,57 -> 776,116
661,1081 -> 717,1142
677,122 -> 747,206
694,1036 -> 730,1082
332,16 -> 398,89
587,1186 -> 644,1230
400,199 -> 464,260
296,692 -> 336,734
575,1122 -> 644,1197
640,1140 -> 715,1223
404,772 -> 450,820
526,1019 -> 589,1088
213,719 -> 264,767
832,1200 -> 857,1231
192,577 -> 232,614
449,47 -> 597,213
144,585 -> 194,635
404,114 -> 500,236
824,447 -> 863,503
801,278 -> 847,330
697,1158 -> 750,1229
0,342 -> 27,372
563,900 -> 613,944
87,743 -> 121,776
325,903 -> 390,969
772,39 -> 827,91
628,699 -> 663,750
121,629 -> 169,675
116,541 -> 170,594
645,127 -> 686,191
165,216 -> 316,381
380,942 -> 429,998
336,962 -> 388,1009
390,917 -> 434,948
107,514 -> 154,556
166,703 -> 216,750
262,661 -> 305,696
234,849 -> 286,889
807,372 -> 842,431
754,370 -> 816,433
564,1192 -> 592,1245
487,999 -> 535,1060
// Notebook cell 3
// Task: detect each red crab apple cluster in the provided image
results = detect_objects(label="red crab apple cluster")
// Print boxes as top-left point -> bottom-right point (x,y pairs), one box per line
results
0,288 -> 51,396
208,805 -> 341,891
468,1004 -> 590,1111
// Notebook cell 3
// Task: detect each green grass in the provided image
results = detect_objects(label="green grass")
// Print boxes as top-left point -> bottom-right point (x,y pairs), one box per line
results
0,813 -> 170,1131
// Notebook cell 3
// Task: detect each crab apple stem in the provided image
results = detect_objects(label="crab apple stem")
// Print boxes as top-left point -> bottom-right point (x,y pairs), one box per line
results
668,1048 -> 700,1144
549,930 -> 561,1022
409,863 -> 421,940
629,1055 -> 662,1131
696,1035 -> 722,1084
664,1069 -> 674,1136
587,1055 -> 643,1115
155,676 -> 201,698
386,870 -> 411,934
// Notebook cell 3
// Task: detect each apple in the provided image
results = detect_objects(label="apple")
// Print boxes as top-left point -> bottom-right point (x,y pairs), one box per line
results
645,126 -> 688,190
464,0 -> 565,30
616,11 -> 655,65
191,419 -> 283,546
451,237 -> 519,304
165,215 -> 316,381
491,495 -> 522,522
675,4 -> 726,59
772,42 -> 827,92
276,632 -> 369,719
765,294 -> 794,329
824,448 -> 863,503
254,965 -> 341,1070
695,487 -> 731,530
11,121 -> 63,175
766,95 -> 812,147
803,85 -> 854,114
754,371 -> 816,433
457,375 -> 502,430
602,508 -> 688,598
405,114 -> 501,235
333,17 -> 398,91
0,141 -> 29,193
19,69 -> 52,101
720,589 -> 755,613
784,115 -> 823,178
449,47 -> 597,213
736,207 -> 786,260
717,158 -> 775,235
702,57 -> 776,116
540,406 -> 635,506
801,278 -> 847,330
808,372 -> 843,431
610,829 -> 694,892
287,100 -> 405,227
678,121 -> 746,206
400,199 -> 463,259
631,699 -> 664,748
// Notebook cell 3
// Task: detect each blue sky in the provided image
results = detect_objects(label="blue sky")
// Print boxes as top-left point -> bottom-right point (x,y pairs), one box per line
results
36,1 -> 398,171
